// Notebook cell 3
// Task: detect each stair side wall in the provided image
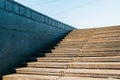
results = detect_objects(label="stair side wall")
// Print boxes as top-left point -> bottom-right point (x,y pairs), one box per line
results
0,0 -> 75,77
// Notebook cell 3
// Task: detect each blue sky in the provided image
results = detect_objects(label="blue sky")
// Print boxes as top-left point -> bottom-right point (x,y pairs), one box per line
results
15,0 -> 120,29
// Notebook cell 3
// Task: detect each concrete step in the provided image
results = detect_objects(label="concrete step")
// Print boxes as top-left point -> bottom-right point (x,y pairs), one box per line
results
31,56 -> 120,62
3,74 -> 110,80
16,67 -> 65,76
58,76 -> 108,80
84,41 -> 120,48
51,50 -> 80,53
27,62 -> 69,69
30,57 -> 73,62
46,52 -> 120,57
67,33 -> 92,35
92,32 -> 120,38
58,41 -> 84,45
75,56 -> 120,62
55,45 -> 82,48
81,47 -> 120,52
65,35 -> 91,38
16,67 -> 120,79
46,53 -> 78,57
70,29 -> 95,33
88,37 -> 120,43
63,37 -> 88,39
79,52 -> 120,57
53,47 -> 80,51
62,38 -> 86,42
57,43 -> 84,47
3,74 -> 59,80
69,62 -> 120,69
94,29 -> 120,34
64,69 -> 120,79
57,42 -> 120,49
27,62 -> 120,69
69,32 -> 92,35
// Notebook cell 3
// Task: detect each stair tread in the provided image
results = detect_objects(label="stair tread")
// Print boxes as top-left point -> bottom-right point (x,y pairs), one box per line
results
4,74 -> 111,80
27,62 -> 120,65
69,62 -> 120,69
36,57 -> 73,59
37,56 -> 120,58
53,48 -> 80,50
63,62 -> 120,69
81,47 -> 120,52
88,37 -> 120,43
65,69 -> 120,74
27,62 -> 69,64
46,52 -> 120,57
27,62 -> 69,68
3,74 -> 59,80
46,52 -> 120,55
76,56 -> 120,62
16,67 -> 65,72
34,56 -> 120,62
16,67 -> 120,75
58,76 -> 108,80
45,53 -> 78,54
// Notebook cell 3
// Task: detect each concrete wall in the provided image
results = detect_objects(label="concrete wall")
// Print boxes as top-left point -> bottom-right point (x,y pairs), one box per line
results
0,0 -> 75,77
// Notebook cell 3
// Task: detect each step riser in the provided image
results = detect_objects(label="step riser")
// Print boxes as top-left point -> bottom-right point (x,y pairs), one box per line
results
64,74 -> 120,79
46,55 -> 77,57
55,46 -> 82,48
70,64 -> 120,69
46,53 -> 120,57
37,60 -> 72,62
31,56 -> 120,62
61,40 -> 86,42
29,58 -> 73,62
92,33 -> 120,38
58,42 -> 84,45
65,35 -> 89,37
66,35 -> 120,38
52,49 -> 80,52
27,63 -> 120,69
88,38 -> 120,43
57,45 -> 83,47
81,48 -> 120,52
33,59 -> 120,62
27,64 -> 67,69
94,28 -> 120,34
52,47 -> 81,50
52,51 -> 80,53
84,43 -> 120,48
3,74 -> 59,80
76,57 -> 120,62
16,71 -> 61,76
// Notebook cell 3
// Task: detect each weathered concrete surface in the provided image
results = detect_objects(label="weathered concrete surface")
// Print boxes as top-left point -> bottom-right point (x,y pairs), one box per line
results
0,0 -> 74,77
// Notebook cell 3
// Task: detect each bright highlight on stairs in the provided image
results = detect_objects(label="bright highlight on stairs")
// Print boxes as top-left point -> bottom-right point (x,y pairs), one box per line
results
3,26 -> 120,80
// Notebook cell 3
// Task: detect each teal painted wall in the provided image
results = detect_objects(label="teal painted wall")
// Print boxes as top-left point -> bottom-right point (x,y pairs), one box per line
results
0,0 -> 75,78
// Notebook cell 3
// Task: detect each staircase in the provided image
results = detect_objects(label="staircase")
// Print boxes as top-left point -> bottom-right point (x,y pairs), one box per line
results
3,26 -> 120,80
